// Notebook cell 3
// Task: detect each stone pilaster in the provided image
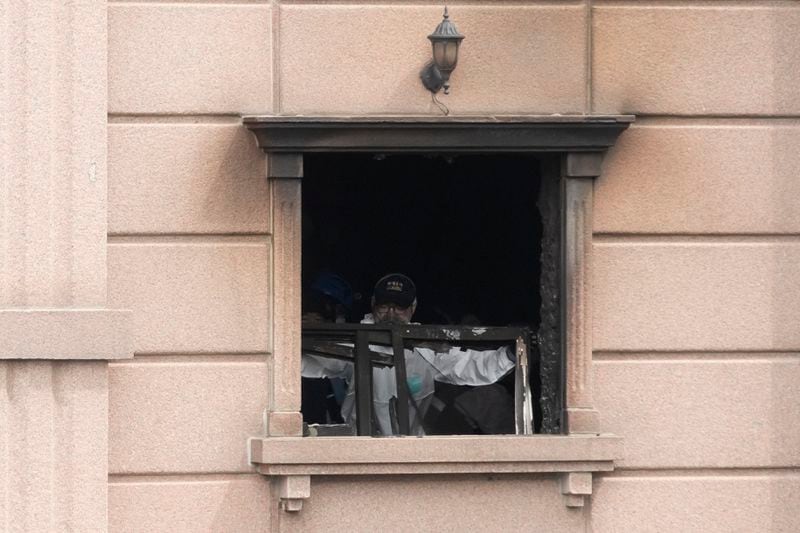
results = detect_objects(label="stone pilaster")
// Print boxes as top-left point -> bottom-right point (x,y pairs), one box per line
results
0,2 -> 131,530
561,152 -> 603,434
266,154 -> 304,437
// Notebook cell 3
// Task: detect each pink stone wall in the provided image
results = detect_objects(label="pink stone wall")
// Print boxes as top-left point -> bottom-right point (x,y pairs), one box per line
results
106,4 -> 272,530
102,1 -> 800,532
1,2 -> 122,530
591,3 -> 800,530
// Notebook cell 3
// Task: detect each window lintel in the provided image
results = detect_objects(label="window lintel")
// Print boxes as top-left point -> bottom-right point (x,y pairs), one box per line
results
243,114 -> 634,156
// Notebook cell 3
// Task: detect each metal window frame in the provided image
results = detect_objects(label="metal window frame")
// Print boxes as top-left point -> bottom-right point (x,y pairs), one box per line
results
302,323 -> 535,436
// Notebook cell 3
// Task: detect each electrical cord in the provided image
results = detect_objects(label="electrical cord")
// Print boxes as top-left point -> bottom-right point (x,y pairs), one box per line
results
431,91 -> 450,116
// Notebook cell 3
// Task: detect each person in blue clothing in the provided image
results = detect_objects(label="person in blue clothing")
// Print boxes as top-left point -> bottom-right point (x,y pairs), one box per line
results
300,272 -> 355,424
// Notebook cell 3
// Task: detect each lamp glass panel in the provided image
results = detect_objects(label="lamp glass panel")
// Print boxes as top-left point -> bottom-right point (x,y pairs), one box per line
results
444,41 -> 459,68
433,41 -> 446,67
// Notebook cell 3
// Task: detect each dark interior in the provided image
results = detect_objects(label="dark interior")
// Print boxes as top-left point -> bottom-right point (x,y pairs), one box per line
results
302,153 -> 545,433
302,153 -> 544,328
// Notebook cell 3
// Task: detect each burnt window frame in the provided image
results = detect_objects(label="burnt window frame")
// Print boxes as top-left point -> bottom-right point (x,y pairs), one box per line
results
300,151 -> 546,437
243,116 -> 632,511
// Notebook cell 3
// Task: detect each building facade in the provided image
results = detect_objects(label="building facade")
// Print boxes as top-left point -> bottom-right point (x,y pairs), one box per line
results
1,0 -> 799,531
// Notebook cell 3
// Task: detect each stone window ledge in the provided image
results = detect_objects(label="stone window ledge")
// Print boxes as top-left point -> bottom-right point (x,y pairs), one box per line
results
250,434 -> 620,476
249,434 -> 621,510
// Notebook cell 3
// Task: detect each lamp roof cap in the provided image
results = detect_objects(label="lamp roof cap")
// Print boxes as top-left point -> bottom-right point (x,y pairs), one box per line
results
428,7 -> 464,41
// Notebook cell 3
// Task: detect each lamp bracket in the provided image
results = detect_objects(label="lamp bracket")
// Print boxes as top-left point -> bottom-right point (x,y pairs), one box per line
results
420,61 -> 444,94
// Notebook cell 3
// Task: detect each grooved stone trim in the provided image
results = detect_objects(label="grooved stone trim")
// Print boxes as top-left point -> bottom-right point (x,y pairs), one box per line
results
270,178 -> 302,414
562,176 -> 599,434
1,361 -> 109,531
0,310 -> 133,360
1,0 -> 108,309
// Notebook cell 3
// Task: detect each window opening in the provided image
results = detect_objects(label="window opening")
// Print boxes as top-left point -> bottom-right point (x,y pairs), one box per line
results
301,153 -> 557,436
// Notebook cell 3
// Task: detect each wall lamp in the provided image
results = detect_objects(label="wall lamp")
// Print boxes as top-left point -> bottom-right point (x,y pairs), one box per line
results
420,7 -> 465,95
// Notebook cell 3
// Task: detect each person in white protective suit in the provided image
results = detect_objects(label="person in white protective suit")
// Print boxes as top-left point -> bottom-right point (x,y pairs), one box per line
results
302,273 -> 515,436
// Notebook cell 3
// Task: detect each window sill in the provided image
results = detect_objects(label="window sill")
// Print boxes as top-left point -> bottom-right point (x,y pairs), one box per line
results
249,434 -> 621,510
250,433 -> 620,476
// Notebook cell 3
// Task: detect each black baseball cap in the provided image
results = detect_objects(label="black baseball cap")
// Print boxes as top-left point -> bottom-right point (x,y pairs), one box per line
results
373,273 -> 416,308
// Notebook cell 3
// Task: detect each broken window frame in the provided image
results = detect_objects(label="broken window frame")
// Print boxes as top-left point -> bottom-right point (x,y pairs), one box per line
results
302,323 -> 535,436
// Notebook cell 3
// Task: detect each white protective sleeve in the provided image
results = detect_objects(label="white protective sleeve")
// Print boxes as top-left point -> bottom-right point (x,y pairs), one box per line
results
301,354 -> 353,380
414,345 -> 515,386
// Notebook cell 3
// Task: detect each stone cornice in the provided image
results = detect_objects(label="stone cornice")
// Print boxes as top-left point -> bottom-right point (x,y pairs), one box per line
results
242,115 -> 634,153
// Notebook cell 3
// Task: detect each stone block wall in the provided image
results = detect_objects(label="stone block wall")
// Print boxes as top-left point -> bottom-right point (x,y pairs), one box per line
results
106,3 -> 272,530
100,1 -> 800,531
591,2 -> 800,531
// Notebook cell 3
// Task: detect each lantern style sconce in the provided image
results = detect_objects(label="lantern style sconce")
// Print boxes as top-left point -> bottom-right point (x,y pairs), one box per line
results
420,7 -> 465,95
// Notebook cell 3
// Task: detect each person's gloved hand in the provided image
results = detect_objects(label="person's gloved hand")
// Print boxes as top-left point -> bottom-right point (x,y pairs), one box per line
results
406,375 -> 423,395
